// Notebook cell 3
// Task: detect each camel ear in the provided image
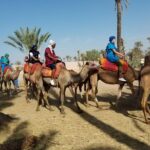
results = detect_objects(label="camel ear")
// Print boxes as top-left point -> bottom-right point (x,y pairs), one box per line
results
86,62 -> 89,65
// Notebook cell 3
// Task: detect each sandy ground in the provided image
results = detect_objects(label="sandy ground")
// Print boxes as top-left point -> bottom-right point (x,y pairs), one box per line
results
0,79 -> 150,150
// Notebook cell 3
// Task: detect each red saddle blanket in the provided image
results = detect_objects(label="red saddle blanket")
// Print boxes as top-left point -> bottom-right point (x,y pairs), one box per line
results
24,63 -> 42,75
99,58 -> 128,72
4,66 -> 13,74
42,62 -> 65,78
24,62 -> 65,78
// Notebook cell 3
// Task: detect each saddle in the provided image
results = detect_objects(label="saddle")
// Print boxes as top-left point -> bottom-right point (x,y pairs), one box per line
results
4,66 -> 13,74
99,58 -> 128,72
42,62 -> 65,78
24,63 -> 42,75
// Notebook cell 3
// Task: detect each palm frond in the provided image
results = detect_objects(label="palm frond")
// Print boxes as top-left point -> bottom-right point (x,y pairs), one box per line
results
5,27 -> 51,52
4,41 -> 17,48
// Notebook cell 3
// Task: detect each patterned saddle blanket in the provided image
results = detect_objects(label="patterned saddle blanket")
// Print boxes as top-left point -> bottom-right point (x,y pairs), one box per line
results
99,58 -> 128,72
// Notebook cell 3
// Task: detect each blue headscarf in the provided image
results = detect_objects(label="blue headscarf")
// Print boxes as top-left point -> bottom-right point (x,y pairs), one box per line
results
109,36 -> 116,43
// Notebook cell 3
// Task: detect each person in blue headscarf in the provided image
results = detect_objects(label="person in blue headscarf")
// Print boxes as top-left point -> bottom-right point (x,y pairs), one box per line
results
106,36 -> 126,82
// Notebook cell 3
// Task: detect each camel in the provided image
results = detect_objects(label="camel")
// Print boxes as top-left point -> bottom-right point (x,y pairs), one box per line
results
23,63 -> 52,111
43,62 -> 97,114
140,55 -> 150,124
0,66 -> 2,91
82,63 -> 139,108
2,66 -> 22,96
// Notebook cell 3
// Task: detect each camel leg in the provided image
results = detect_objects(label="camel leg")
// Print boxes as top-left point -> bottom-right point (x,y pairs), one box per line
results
69,85 -> 75,96
146,103 -> 150,115
91,84 -> 101,109
4,81 -> 7,92
36,88 -> 41,111
8,81 -> 12,97
60,86 -> 66,114
85,87 -> 90,107
127,82 -> 135,96
74,87 -> 82,113
43,91 -> 53,111
141,90 -> 149,124
24,78 -> 30,103
116,83 -> 125,107
0,80 -> 3,91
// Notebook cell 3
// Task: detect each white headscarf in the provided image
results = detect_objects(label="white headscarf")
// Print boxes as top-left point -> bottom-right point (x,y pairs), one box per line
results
49,40 -> 56,46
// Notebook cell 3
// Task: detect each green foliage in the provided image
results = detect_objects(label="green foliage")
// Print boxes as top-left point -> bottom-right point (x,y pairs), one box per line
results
4,27 -> 51,52
84,49 -> 100,61
66,55 -> 72,61
127,41 -> 143,68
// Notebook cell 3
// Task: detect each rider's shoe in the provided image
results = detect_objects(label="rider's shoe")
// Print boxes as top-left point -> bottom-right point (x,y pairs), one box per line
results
50,79 -> 55,86
119,77 -> 126,82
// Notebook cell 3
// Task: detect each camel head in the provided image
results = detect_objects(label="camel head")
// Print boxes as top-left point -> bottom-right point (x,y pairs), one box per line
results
80,62 -> 98,81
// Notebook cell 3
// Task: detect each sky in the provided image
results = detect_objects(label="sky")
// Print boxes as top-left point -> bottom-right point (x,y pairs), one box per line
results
0,0 -> 150,63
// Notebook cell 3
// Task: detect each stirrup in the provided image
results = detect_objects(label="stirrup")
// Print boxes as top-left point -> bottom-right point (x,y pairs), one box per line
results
119,77 -> 126,82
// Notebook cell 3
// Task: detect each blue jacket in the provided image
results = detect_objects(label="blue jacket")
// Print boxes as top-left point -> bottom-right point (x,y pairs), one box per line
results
106,42 -> 119,63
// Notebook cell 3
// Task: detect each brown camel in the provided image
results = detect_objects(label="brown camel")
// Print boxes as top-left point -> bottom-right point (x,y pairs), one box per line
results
23,63 -> 51,111
140,55 -> 150,124
0,66 -> 2,91
43,62 -> 97,114
3,66 -> 22,96
83,63 -> 138,108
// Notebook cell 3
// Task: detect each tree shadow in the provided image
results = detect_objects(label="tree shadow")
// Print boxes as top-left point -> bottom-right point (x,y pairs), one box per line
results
0,121 -> 58,150
65,105 -> 150,150
80,145 -> 119,150
0,113 -> 18,132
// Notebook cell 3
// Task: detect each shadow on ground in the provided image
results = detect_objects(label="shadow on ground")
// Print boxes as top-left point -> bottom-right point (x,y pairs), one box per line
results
0,121 -> 58,150
46,87 -> 150,150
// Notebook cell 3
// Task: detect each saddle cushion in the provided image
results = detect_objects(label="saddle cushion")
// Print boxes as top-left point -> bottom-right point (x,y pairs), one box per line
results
24,63 -> 30,73
42,67 -> 53,77
54,62 -> 65,78
4,66 -> 13,74
42,62 -> 65,78
99,58 -> 128,72
24,63 -> 42,75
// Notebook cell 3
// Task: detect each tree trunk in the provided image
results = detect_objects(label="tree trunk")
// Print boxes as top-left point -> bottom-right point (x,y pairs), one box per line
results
116,0 -> 122,52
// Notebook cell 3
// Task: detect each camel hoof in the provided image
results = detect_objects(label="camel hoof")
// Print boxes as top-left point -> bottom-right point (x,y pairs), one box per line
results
26,100 -> 30,103
48,107 -> 54,111
77,109 -> 83,114
36,108 -> 40,111
97,105 -> 102,109
84,103 -> 90,107
60,109 -> 66,115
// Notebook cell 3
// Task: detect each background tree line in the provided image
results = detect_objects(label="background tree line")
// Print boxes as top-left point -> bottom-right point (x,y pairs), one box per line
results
64,37 -> 150,69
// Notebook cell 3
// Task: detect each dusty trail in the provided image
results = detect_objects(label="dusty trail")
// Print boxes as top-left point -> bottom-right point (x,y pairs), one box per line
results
0,81 -> 150,150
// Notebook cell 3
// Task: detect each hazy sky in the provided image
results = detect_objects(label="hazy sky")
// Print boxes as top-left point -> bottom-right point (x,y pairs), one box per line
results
0,0 -> 150,63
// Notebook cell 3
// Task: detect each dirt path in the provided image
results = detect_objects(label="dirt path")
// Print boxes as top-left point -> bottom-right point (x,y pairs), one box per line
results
0,81 -> 150,150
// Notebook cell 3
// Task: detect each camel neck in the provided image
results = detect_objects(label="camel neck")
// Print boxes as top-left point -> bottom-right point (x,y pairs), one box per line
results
11,70 -> 21,80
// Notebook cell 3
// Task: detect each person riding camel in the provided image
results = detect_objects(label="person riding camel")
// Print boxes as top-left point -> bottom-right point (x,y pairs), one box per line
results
1,53 -> 19,88
1,53 -> 10,73
29,45 -> 41,64
45,40 -> 61,85
106,36 -> 126,82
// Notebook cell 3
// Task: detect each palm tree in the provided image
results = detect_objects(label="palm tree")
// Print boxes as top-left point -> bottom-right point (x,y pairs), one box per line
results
4,27 -> 50,53
115,0 -> 128,51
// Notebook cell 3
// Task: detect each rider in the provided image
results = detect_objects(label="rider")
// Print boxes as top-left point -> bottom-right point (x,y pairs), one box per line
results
29,45 -> 41,64
1,53 -> 19,88
106,36 -> 126,82
1,53 -> 10,73
45,40 -> 59,85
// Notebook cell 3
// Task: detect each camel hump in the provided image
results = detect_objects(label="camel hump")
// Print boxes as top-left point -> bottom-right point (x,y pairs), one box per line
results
99,58 -> 128,73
